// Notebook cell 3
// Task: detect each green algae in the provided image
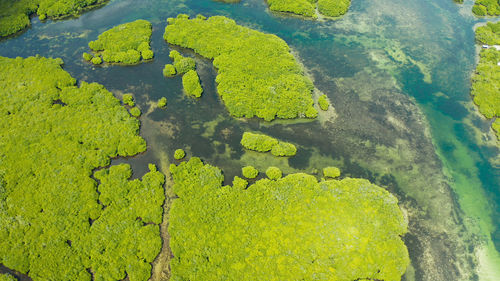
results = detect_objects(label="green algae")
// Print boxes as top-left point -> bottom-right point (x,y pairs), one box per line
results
169,157 -> 409,280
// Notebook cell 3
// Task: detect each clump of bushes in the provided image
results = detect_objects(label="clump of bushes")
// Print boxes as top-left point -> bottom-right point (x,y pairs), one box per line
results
241,132 -> 297,157
163,64 -> 176,77
270,142 -> 297,157
242,166 -> 259,179
182,70 -> 203,98
265,166 -> 283,180
158,97 -> 167,108
87,20 -> 153,65
164,15 -> 316,121
83,52 -> 93,61
123,93 -> 135,106
240,132 -> 279,152
323,166 -> 341,178
232,176 -> 248,189
267,0 -> 351,19
168,157 -> 410,280
170,50 -> 196,75
130,107 -> 141,117
91,56 -> 102,65
318,94 -> 330,111
174,149 -> 186,160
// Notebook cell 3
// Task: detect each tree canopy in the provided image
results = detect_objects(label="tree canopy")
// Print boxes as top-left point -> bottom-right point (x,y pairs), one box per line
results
0,0 -> 107,38
471,23 -> 500,140
168,157 -> 410,281
241,132 -> 297,157
472,0 -> 500,16
0,56 -> 164,281
164,15 -> 316,121
87,20 -> 154,65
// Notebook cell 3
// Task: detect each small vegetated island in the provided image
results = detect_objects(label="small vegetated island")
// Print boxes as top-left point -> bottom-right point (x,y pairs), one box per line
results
164,14 -> 318,121
267,0 -> 351,18
241,132 -> 297,157
0,56 -> 165,281
84,19 -> 154,65
169,157 -> 410,280
472,22 -> 500,140
215,0 -> 350,18
0,0 -> 108,38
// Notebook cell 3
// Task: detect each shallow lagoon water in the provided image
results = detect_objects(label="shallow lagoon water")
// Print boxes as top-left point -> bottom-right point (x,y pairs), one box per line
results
0,0 -> 499,280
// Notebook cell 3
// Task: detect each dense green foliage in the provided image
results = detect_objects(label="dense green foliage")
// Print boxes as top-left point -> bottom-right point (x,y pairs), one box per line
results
318,94 -> 330,111
476,22 -> 500,45
169,157 -> 410,280
471,25 -> 500,140
164,15 -> 316,121
323,166 -> 341,178
471,50 -> 500,118
0,273 -> 16,281
174,149 -> 186,160
240,132 -> 279,152
0,56 -> 164,280
0,0 -> 107,38
163,64 -> 177,77
182,70 -> 203,98
472,0 -> 500,16
493,119 -> 500,139
88,20 -> 153,65
158,97 -> 168,108
241,132 -> 297,157
91,56 -> 102,65
170,50 -> 196,75
242,166 -> 259,179
268,0 -> 317,18
123,93 -> 135,106
317,0 -> 350,17
267,0 -> 350,18
130,106 -> 141,117
83,52 -> 93,61
270,141 -> 297,157
265,166 -> 283,180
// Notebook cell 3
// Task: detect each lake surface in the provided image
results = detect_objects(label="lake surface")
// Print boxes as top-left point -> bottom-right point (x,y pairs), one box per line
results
0,0 -> 499,280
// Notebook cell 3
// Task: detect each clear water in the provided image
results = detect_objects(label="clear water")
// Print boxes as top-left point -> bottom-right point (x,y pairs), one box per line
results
0,0 -> 499,280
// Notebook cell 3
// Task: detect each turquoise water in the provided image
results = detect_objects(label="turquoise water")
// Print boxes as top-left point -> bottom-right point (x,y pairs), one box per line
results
0,0 -> 499,280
